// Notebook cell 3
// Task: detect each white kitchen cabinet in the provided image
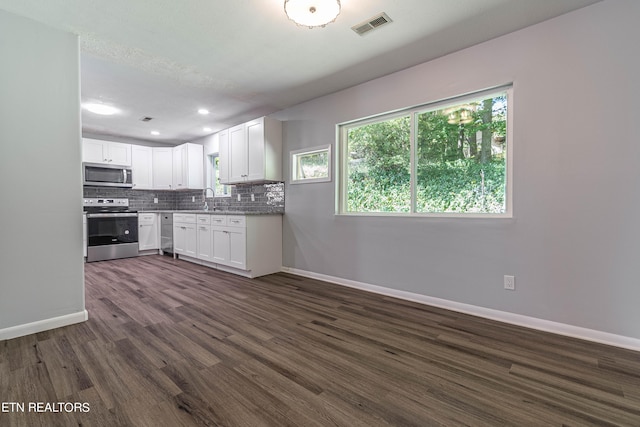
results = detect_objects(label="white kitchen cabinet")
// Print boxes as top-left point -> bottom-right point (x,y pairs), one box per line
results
131,145 -> 153,190
212,228 -> 229,265
211,223 -> 246,269
152,147 -> 173,189
227,229 -> 247,269
218,129 -> 230,184
224,117 -> 282,184
173,213 -> 281,278
173,143 -> 204,190
225,215 -> 247,269
228,123 -> 246,183
82,138 -> 132,166
172,144 -> 184,189
212,214 -> 280,277
173,213 -> 197,258
196,215 -> 213,262
138,213 -> 159,251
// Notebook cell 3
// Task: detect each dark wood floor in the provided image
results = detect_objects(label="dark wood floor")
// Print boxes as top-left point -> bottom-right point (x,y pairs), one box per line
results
1,255 -> 640,426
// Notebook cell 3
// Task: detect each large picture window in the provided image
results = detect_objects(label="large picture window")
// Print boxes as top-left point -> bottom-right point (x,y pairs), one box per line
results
338,86 -> 512,216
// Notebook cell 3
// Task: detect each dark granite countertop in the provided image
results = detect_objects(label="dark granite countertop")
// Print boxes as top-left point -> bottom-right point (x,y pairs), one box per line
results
139,210 -> 283,215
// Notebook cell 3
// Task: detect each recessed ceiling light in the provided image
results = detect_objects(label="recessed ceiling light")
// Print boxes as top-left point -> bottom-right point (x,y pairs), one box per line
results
198,108 -> 210,115
150,131 -> 160,136
203,127 -> 212,132
83,103 -> 120,115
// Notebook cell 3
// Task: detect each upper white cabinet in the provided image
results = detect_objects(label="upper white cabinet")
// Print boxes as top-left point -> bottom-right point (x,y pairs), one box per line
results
218,129 -> 229,184
228,124 -> 246,183
82,138 -> 205,190
173,143 -> 204,190
152,147 -> 173,190
221,117 -> 282,184
82,138 -> 132,166
131,145 -> 153,190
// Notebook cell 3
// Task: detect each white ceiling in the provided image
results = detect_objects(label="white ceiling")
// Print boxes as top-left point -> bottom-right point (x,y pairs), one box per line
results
0,0 -> 600,144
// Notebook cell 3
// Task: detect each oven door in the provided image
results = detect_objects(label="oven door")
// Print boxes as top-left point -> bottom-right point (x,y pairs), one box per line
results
86,213 -> 139,262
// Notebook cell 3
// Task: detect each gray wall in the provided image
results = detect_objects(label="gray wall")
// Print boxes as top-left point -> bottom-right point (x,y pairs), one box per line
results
275,0 -> 640,339
0,11 -> 85,332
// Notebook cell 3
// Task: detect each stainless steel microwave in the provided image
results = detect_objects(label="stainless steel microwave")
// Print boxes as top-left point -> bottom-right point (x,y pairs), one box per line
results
83,162 -> 133,187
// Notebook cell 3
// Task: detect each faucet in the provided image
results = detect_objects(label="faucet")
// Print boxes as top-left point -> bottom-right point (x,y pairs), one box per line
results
202,187 -> 215,211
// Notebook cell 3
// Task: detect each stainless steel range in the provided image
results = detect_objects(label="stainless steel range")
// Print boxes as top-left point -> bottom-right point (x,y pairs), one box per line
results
84,198 -> 138,262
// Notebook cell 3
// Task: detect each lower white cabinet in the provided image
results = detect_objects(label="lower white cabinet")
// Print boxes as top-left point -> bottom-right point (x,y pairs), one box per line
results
138,213 -> 159,251
175,213 -> 281,278
173,213 -> 197,258
196,214 -> 213,262
212,215 -> 247,270
212,227 -> 247,269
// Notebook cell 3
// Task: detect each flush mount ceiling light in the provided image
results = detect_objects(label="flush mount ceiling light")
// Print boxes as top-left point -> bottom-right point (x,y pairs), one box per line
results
198,108 -> 210,115
83,103 -> 119,116
284,0 -> 341,28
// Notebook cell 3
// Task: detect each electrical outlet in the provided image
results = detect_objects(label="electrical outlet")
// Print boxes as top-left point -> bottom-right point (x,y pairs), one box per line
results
237,194 -> 241,202
192,196 -> 195,202
153,198 -> 158,204
251,194 -> 255,202
504,275 -> 515,290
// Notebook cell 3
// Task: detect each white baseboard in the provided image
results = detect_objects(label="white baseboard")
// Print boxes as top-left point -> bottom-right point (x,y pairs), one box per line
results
0,310 -> 88,341
280,267 -> 640,352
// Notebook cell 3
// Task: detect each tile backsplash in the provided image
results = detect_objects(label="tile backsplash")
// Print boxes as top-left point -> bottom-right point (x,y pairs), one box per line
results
83,182 -> 284,213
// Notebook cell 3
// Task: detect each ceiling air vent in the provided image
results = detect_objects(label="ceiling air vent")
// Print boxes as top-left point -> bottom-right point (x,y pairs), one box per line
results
140,116 -> 153,122
351,12 -> 392,36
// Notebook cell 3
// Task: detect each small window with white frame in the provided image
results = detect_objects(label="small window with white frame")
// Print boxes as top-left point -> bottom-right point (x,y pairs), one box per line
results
206,153 -> 230,197
290,145 -> 332,184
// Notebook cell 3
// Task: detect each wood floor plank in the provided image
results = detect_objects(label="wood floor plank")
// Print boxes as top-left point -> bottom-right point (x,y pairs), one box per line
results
1,254 -> 639,426
35,336 -> 93,400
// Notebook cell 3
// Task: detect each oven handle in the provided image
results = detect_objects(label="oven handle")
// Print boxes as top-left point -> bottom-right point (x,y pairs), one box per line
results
87,213 -> 138,218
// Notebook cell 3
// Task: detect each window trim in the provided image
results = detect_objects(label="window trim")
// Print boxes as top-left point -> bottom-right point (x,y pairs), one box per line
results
290,144 -> 332,184
206,152 -> 231,198
336,85 -> 513,218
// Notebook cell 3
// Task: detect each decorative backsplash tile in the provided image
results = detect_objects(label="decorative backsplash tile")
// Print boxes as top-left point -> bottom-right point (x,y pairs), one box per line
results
83,182 -> 285,212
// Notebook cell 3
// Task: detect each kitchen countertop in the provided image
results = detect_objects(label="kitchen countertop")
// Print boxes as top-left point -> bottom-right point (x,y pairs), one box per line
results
139,210 -> 283,215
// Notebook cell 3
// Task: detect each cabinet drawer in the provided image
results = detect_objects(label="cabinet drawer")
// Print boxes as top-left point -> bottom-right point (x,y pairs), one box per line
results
173,213 -> 196,223
196,214 -> 211,225
138,213 -> 157,224
210,215 -> 227,226
226,215 -> 246,228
